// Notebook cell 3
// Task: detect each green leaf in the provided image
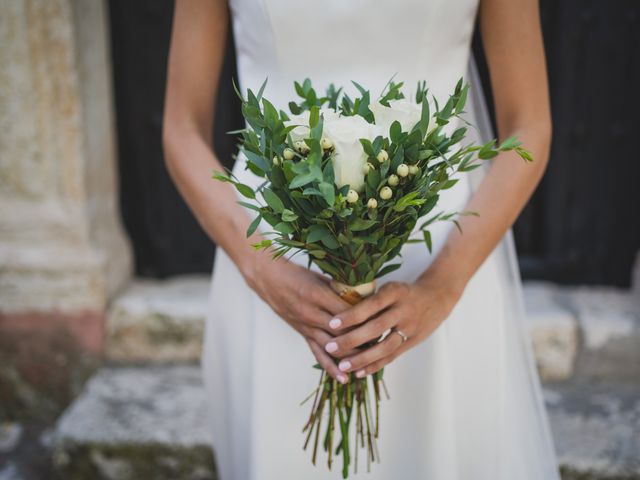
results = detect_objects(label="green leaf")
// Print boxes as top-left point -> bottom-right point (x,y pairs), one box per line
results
289,171 -> 317,189
246,214 -> 262,237
307,224 -> 331,243
237,201 -> 260,212
274,222 -> 295,234
390,120 -> 402,142
320,235 -> 339,249
302,187 -> 323,197
499,135 -> 521,150
262,188 -> 284,213
309,105 -> 320,128
241,149 -> 270,174
252,239 -> 272,250
441,179 -> 459,190
256,77 -> 268,101
318,182 -> 335,206
289,101 -> 302,115
455,83 -> 469,114
423,230 -> 432,253
281,209 -> 298,222
515,146 -> 534,162
212,171 -> 232,182
314,260 -> 342,278
376,263 -> 402,278
349,218 -> 377,232
235,183 -> 256,199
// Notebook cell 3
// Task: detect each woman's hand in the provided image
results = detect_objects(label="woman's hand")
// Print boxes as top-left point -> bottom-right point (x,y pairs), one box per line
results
244,255 -> 360,384
321,274 -> 464,379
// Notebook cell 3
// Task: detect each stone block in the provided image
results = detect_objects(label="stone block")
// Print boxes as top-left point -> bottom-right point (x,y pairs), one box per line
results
52,366 -> 215,480
566,286 -> 640,383
105,276 -> 209,363
545,383 -> 640,479
524,282 -> 579,382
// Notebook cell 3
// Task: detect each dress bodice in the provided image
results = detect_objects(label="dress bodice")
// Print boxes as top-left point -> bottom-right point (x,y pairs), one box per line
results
228,0 -> 480,108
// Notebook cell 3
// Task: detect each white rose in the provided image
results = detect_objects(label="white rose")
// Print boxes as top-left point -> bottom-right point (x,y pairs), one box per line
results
284,109 -> 374,192
323,114 -> 376,192
284,108 -> 341,143
369,98 -> 433,136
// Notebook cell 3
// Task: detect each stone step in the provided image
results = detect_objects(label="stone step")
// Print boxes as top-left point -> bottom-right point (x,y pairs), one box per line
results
545,382 -> 640,479
51,366 -> 640,480
106,276 -> 209,363
51,366 -> 215,480
526,281 -> 640,383
105,276 -> 640,384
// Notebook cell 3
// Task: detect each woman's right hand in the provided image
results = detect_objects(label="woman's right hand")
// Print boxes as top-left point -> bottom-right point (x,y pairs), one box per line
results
243,254 -> 359,384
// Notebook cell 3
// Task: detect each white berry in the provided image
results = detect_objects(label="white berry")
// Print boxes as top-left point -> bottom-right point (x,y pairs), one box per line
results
397,164 -> 409,177
321,137 -> 334,150
376,150 -> 389,163
294,140 -> 309,154
379,187 -> 393,200
283,148 -> 295,160
367,198 -> 378,209
409,164 -> 420,175
387,174 -> 399,187
272,156 -> 280,166
346,189 -> 359,204
362,162 -> 375,175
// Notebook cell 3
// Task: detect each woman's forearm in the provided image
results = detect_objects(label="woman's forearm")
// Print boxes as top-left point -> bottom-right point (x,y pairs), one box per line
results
163,127 -> 269,281
417,121 -> 551,295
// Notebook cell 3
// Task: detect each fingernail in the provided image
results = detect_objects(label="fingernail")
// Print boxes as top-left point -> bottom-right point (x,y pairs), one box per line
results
356,369 -> 366,378
325,342 -> 338,353
329,317 -> 342,329
337,374 -> 347,384
338,360 -> 351,371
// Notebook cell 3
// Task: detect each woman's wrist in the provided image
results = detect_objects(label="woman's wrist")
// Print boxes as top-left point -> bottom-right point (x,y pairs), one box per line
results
415,259 -> 468,306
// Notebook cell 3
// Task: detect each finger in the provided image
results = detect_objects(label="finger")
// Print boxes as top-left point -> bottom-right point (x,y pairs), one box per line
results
295,303 -> 333,330
310,278 -> 352,317
352,350 -> 397,379
333,327 -> 404,375
325,282 -> 402,332
300,325 -> 361,358
356,329 -> 415,377
324,310 -> 397,357
306,338 -> 349,384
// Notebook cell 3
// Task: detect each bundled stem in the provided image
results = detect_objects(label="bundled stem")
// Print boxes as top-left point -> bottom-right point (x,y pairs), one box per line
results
301,280 -> 387,478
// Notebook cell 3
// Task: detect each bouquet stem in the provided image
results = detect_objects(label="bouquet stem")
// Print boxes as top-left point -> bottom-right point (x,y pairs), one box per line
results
301,279 -> 390,478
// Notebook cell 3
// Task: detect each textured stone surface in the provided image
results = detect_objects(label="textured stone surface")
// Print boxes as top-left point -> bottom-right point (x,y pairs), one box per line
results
565,286 -> 640,383
0,0 -> 131,314
545,383 -> 640,479
104,275 -> 586,379
0,312 -> 101,422
51,366 -> 639,480
106,276 -> 209,363
524,282 -> 579,382
52,366 -> 215,480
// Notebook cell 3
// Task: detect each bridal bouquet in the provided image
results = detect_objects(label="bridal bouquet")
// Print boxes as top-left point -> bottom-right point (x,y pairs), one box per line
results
214,77 -> 531,477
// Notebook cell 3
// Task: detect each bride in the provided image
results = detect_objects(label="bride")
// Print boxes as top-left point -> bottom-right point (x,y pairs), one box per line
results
162,0 -> 560,479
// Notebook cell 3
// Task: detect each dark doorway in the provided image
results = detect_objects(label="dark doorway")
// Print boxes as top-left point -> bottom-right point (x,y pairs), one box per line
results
108,0 -> 243,278
108,0 -> 640,286
474,0 -> 640,287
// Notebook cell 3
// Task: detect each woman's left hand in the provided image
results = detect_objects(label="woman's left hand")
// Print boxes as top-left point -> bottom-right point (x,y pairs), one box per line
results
322,275 -> 463,379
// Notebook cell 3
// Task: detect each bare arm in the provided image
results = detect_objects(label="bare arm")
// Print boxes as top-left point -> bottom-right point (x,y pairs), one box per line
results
163,0 -> 259,278
323,0 -> 552,379
163,0 -> 352,383
423,0 -> 552,293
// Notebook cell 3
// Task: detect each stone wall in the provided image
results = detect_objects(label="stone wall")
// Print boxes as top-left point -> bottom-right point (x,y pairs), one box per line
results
0,0 -> 132,420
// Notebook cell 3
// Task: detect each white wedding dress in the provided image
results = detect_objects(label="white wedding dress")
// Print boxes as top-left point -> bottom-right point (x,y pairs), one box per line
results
202,0 -> 561,479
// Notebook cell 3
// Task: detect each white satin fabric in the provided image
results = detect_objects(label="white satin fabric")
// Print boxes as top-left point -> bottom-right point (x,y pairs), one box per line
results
202,1 -> 561,478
